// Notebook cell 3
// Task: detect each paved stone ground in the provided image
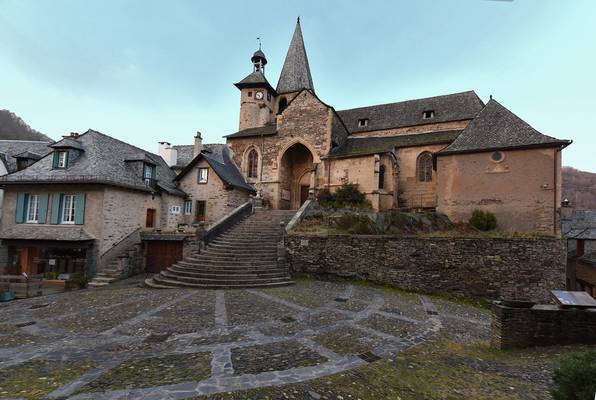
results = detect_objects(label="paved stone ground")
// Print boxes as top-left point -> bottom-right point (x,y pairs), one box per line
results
0,275 -> 588,399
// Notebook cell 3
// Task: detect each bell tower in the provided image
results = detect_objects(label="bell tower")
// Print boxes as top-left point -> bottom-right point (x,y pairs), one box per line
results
234,46 -> 277,131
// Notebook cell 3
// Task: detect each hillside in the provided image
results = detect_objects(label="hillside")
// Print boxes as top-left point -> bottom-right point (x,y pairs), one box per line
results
562,166 -> 596,209
0,109 -> 52,141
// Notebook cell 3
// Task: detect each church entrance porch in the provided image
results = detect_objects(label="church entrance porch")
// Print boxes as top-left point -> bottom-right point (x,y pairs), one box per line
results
279,143 -> 314,210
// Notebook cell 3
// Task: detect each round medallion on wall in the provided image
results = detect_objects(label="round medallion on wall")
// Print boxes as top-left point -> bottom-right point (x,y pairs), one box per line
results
490,151 -> 505,163
255,91 -> 264,100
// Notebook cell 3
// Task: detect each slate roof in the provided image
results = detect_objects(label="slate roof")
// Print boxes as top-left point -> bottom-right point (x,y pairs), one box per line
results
563,210 -> 596,240
0,129 -> 185,196
329,130 -> 462,158
0,225 -> 94,241
0,140 -> 53,174
50,137 -> 85,150
172,145 -> 194,168
234,71 -> 276,93
439,99 -> 571,155
276,19 -> 314,94
337,91 -> 484,134
224,124 -> 278,139
174,144 -> 255,193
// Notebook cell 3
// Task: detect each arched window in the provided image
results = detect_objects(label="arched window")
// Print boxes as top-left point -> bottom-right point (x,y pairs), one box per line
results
417,152 -> 433,182
278,97 -> 288,113
378,165 -> 386,189
247,149 -> 259,178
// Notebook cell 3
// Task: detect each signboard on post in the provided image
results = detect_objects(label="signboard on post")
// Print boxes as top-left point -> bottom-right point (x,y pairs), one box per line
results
550,290 -> 596,309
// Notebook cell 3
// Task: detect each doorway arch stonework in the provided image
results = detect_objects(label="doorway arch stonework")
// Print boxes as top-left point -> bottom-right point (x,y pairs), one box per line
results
278,141 -> 315,209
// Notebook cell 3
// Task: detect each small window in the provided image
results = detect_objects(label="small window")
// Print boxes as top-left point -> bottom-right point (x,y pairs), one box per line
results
61,194 -> 76,224
184,200 -> 192,215
267,92 -> 271,101
170,205 -> 181,214
248,91 -> 252,97
17,159 -> 29,171
26,194 -> 39,223
358,118 -> 369,127
378,165 -> 386,190
422,110 -> 435,119
55,151 -> 68,168
417,152 -> 433,182
490,151 -> 505,163
198,168 -> 209,184
247,149 -> 259,178
195,200 -> 206,223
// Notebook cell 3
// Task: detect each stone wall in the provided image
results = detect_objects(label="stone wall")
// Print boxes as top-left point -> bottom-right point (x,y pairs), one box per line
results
285,234 -> 566,302
436,147 -> 562,234
490,303 -> 596,349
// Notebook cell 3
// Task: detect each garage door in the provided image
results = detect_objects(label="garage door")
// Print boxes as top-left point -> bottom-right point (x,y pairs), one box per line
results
145,241 -> 183,273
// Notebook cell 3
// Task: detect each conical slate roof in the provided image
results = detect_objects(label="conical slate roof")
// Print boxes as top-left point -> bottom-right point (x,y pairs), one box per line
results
276,19 -> 314,94
440,99 -> 571,154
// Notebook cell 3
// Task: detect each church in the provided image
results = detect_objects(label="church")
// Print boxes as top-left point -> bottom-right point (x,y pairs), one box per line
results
206,18 -> 569,234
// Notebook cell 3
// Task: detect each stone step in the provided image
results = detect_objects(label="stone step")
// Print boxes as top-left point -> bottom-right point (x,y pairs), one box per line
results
150,274 -> 293,289
206,243 -> 279,252
197,252 -> 278,260
160,270 -> 290,285
179,258 -> 277,267
168,266 -> 288,278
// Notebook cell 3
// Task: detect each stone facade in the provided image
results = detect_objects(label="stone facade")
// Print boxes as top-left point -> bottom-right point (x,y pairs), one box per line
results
490,302 -> 596,349
177,158 -> 251,226
285,234 -> 566,302
436,147 -> 562,234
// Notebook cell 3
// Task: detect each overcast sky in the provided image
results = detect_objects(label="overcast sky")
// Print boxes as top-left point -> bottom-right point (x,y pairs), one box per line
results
0,0 -> 594,171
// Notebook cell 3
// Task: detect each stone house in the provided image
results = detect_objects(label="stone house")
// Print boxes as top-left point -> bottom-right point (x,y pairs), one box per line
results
157,134 -> 255,226
0,130 -> 185,277
222,19 -> 571,234
563,207 -> 596,296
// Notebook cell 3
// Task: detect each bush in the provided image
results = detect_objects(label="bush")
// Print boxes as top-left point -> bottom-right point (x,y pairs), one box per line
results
318,183 -> 370,209
552,350 -> 596,400
65,274 -> 89,291
335,214 -> 376,234
469,210 -> 497,231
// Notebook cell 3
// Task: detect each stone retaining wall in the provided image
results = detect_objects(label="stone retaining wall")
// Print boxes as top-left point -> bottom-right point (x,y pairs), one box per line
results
491,303 -> 596,349
285,234 -> 566,302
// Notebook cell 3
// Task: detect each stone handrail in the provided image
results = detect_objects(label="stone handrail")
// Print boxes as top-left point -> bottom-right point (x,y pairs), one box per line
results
200,201 -> 253,246
99,227 -> 142,269
285,199 -> 314,233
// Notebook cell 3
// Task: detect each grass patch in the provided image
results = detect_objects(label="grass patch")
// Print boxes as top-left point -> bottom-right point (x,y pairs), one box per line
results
0,359 -> 96,400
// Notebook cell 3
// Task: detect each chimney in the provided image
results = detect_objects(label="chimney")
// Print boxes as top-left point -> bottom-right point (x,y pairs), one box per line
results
193,131 -> 203,157
158,141 -> 177,167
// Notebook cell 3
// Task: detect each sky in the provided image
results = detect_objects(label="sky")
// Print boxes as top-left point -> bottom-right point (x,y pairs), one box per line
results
0,0 -> 594,172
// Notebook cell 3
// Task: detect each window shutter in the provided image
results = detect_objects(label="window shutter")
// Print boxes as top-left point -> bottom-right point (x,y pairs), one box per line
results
151,165 -> 157,180
50,194 -> 62,224
52,152 -> 59,168
15,193 -> 26,223
64,151 -> 69,168
74,193 -> 85,225
38,193 -> 49,224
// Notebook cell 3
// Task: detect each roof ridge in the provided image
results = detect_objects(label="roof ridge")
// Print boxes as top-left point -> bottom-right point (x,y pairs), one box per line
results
85,129 -> 165,162
337,90 -> 480,113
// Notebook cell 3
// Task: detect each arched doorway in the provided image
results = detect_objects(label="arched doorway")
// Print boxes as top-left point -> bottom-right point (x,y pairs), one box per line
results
279,142 -> 314,209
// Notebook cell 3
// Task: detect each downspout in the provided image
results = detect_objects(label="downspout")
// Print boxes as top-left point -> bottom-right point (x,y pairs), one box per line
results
553,147 -> 559,235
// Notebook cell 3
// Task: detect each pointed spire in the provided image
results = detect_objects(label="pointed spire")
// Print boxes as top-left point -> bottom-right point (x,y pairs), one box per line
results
276,18 -> 314,94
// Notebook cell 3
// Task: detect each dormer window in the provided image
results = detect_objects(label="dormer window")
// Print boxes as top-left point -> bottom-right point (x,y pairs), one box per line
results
143,163 -> 156,186
358,118 -> 369,128
52,151 -> 69,169
422,110 -> 435,119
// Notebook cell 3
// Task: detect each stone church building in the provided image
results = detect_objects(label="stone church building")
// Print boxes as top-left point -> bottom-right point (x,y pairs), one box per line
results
215,19 -> 570,234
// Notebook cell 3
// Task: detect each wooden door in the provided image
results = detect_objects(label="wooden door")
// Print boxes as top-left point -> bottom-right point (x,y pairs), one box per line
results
145,241 -> 183,273
195,201 -> 206,223
146,209 -> 156,228
299,185 -> 309,207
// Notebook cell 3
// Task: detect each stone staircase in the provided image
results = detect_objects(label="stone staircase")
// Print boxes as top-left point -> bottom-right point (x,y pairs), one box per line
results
88,243 -> 142,288
144,210 -> 296,289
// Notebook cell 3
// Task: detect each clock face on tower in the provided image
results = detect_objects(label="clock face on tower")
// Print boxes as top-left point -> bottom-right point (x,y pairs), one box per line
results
255,91 -> 264,100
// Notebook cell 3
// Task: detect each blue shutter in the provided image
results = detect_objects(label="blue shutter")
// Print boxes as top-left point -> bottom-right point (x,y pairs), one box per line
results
74,193 -> 85,225
52,152 -> 59,168
64,151 -> 69,168
38,193 -> 49,224
50,194 -> 62,224
15,193 -> 26,224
